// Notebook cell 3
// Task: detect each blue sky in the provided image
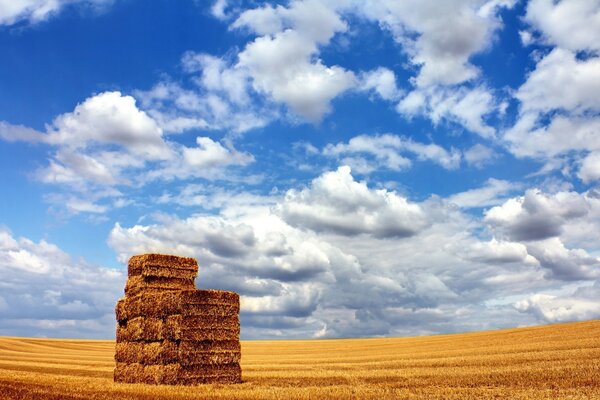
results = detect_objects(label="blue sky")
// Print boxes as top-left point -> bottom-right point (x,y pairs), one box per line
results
1,0 -> 599,339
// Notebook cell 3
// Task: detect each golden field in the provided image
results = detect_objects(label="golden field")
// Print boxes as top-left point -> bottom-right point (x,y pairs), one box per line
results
0,320 -> 598,400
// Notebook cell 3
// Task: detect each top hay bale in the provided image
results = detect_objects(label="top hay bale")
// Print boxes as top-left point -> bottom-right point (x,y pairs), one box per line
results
128,253 -> 198,280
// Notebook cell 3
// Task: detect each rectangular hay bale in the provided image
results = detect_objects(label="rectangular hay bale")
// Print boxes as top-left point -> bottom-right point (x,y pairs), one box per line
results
114,342 -> 143,364
116,317 -> 164,342
129,254 -> 198,277
178,350 -> 241,366
163,315 -> 239,341
142,364 -> 180,385
115,298 -> 127,322
178,363 -> 241,382
143,341 -> 179,365
124,275 -> 195,296
179,340 -> 241,353
114,362 -> 144,384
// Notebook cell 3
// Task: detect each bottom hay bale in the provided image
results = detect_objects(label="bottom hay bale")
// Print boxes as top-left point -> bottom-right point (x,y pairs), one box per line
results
114,362 -> 242,385
114,363 -> 179,385
178,363 -> 242,384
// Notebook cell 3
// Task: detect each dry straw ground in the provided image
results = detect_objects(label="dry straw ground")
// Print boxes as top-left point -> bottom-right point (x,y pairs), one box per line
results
0,319 -> 598,399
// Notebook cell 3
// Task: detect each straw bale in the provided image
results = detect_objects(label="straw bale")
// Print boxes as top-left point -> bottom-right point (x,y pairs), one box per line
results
116,317 -> 164,342
114,362 -> 144,384
142,341 -> 178,365
166,314 -> 239,329
142,364 -> 180,385
163,315 -> 239,341
124,275 -> 195,296
129,254 -> 198,276
177,289 -> 239,306
178,364 -> 241,381
122,291 -> 239,319
114,342 -> 143,364
179,350 -> 241,366
179,340 -> 241,353
177,374 -> 242,385
115,298 -> 127,322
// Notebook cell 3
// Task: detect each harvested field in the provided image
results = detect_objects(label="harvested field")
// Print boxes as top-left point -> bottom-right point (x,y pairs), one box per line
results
0,319 -> 599,399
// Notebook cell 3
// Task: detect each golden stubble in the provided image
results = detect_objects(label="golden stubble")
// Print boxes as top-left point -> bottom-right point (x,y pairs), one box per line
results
0,319 -> 599,399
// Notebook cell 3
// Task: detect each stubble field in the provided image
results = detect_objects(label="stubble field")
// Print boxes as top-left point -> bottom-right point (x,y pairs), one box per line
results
0,319 -> 598,399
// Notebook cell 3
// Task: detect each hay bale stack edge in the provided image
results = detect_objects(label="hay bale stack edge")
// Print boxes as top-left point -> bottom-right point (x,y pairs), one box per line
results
114,253 -> 242,385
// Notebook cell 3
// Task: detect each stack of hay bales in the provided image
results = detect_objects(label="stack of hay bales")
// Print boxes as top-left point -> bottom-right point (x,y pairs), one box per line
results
114,254 -> 241,385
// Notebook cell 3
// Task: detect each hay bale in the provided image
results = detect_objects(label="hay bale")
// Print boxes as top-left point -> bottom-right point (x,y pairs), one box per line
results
179,350 -> 241,366
115,253 -> 242,385
178,364 -> 242,383
115,298 -> 127,322
179,340 -> 241,353
143,341 -> 178,365
116,317 -> 164,342
114,362 -> 144,383
125,275 -> 195,296
163,315 -> 239,341
129,254 -> 198,278
114,342 -> 143,364
142,364 -> 180,385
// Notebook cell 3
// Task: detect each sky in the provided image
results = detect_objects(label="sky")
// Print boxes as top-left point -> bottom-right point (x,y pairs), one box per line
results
0,0 -> 599,340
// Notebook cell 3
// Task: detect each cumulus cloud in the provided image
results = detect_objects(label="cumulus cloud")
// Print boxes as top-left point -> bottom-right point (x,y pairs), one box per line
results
485,188 -> 600,280
0,227 -> 124,338
463,143 -> 498,168
358,68 -> 402,101
524,0 -> 600,52
276,166 -> 429,238
323,134 -> 460,174
398,85 -> 498,138
0,91 -> 255,213
0,0 -> 112,26
505,1 -> 600,181
233,0 -> 356,121
449,178 -> 519,208
353,0 -> 515,87
514,281 -> 600,323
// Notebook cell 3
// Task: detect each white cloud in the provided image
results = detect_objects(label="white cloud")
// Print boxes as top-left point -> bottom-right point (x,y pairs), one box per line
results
485,189 -> 600,280
210,0 -> 229,20
397,85 -> 498,138
0,91 -> 256,213
276,166 -> 429,238
514,282 -> 600,323
505,3 -> 600,181
323,134 -> 461,173
449,178 -> 518,208
578,152 -> 600,183
516,49 -> 600,115
359,67 -> 402,101
524,0 -> 600,52
0,227 -> 124,338
463,143 -> 498,168
230,0 -> 357,122
0,0 -> 112,26
354,0 -> 515,87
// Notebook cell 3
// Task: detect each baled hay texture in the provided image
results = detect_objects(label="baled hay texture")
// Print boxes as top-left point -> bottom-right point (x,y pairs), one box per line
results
178,350 -> 241,366
163,315 -> 239,341
122,293 -> 239,319
114,363 -> 179,385
142,341 -> 178,365
124,275 -> 195,296
115,298 -> 127,322
114,362 -> 144,384
114,342 -> 143,364
179,340 -> 241,353
178,289 -> 239,306
128,254 -> 197,276
142,364 -> 179,385
177,374 -> 242,385
167,315 -> 239,328
178,363 -> 241,381
116,317 -> 164,342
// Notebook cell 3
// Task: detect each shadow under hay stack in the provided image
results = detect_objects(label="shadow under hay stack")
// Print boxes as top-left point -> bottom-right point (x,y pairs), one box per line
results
114,254 -> 241,385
